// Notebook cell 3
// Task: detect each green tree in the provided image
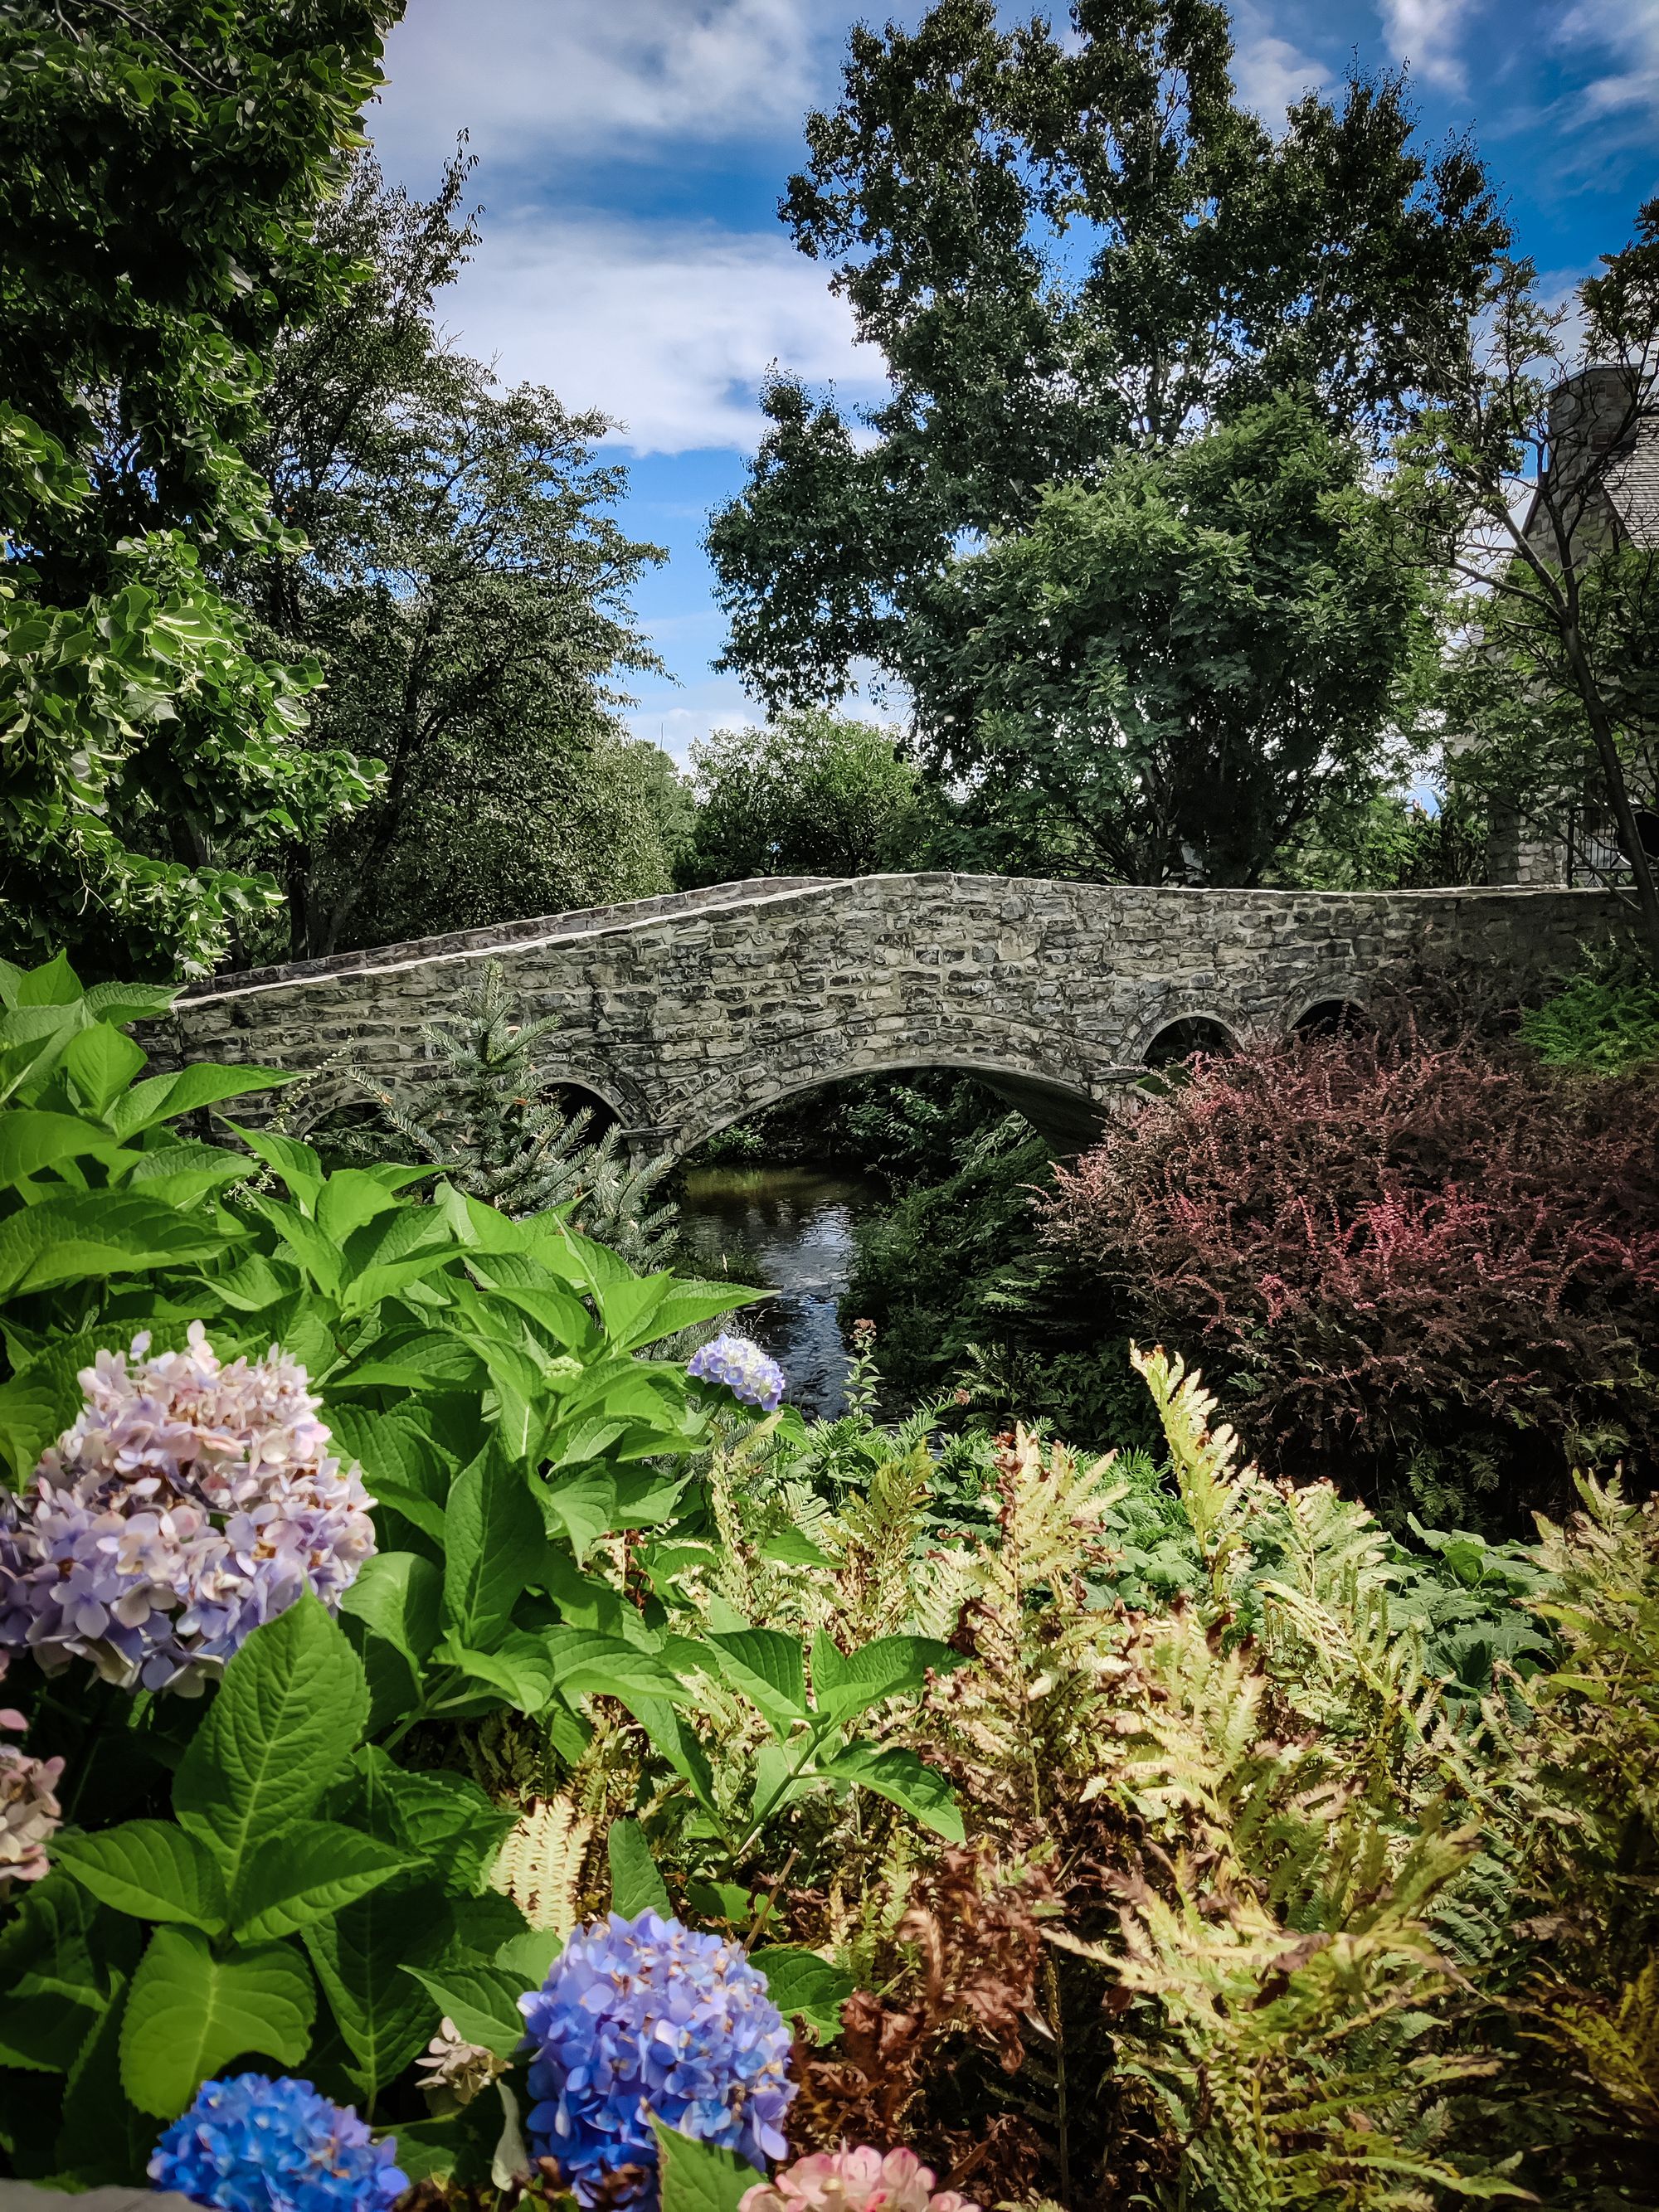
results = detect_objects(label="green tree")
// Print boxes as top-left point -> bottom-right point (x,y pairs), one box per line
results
684,709 -> 919,885
1413,203 -> 1659,963
226,152 -> 679,959
0,0 -> 397,976
708,0 -> 1504,717
911,396 -> 1435,884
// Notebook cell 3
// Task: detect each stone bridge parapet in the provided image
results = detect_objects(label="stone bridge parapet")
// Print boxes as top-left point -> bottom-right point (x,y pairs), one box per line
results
164,875 -> 1627,1158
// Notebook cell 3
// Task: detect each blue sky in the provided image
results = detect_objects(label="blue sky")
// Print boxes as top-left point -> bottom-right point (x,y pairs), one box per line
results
367,0 -> 1659,764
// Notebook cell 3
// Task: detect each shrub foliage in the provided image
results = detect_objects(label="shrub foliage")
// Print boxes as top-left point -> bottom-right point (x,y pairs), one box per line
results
1039,1014 -> 1659,1519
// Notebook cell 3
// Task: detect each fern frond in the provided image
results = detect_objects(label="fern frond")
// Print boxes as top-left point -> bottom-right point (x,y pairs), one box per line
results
491,1795 -> 595,1934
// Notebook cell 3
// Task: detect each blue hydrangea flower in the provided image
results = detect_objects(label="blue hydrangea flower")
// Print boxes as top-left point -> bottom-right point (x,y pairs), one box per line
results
518,1909 -> 795,2205
687,1335 -> 786,1413
149,2072 -> 407,2212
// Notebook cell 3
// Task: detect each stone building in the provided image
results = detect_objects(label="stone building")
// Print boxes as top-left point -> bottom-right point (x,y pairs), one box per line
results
1486,367 -> 1659,887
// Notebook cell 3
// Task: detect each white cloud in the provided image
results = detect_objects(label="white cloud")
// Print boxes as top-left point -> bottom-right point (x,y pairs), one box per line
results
438,210 -> 887,454
624,698 -> 761,767
1230,7 -> 1332,120
1377,0 -> 1480,93
371,0 -> 825,175
1557,0 -> 1659,128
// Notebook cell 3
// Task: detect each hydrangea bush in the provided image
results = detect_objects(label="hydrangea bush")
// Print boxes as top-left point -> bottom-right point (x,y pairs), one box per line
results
149,2073 -> 407,2212
688,1334 -> 787,1412
0,1324 -> 377,1691
519,1910 -> 795,2202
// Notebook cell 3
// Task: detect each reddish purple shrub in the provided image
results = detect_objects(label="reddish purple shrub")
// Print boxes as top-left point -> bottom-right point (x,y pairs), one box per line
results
1038,1018 -> 1659,1512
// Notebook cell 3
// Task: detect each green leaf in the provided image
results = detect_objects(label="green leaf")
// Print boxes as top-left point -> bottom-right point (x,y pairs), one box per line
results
811,1633 -> 964,1722
448,1631 -> 557,1715
607,1818 -> 671,1920
303,1883 -> 454,2104
0,1189 -> 231,1298
9,951 -> 82,1006
106,1064 -> 299,1141
629,1696 -> 718,1816
543,1628 -> 687,1703
118,1926 -> 314,2119
230,1821 -> 421,1943
760,1529 -> 838,1569
541,1467 -> 618,1563
64,1022 -> 146,1115
56,1821 -> 227,1934
328,1404 -> 453,1540
0,1108 -> 120,1188
654,2117 -> 759,2212
342,1750 -> 519,1894
494,1928 -> 562,1984
340,1552 -> 444,1670
820,1744 -> 965,1842
708,1630 -> 809,1737
173,1595 -> 368,1889
401,1964 -> 528,2061
748,1946 -> 854,2041
441,1443 -> 544,1648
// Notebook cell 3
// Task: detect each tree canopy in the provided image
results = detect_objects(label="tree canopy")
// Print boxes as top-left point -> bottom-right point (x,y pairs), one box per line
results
227,151 -> 685,958
683,710 -> 919,886
0,0 -> 399,975
706,0 -> 1506,886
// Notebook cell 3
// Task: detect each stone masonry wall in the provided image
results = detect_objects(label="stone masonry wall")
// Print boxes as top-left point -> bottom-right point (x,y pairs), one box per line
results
161,874 -> 1628,1158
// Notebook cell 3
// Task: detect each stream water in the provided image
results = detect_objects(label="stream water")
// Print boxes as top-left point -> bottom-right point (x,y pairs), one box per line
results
674,1164 -> 885,1418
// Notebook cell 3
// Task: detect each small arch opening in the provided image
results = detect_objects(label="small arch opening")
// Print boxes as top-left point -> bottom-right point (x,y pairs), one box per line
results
1141,1016 -> 1239,1069
1292,999 -> 1368,1039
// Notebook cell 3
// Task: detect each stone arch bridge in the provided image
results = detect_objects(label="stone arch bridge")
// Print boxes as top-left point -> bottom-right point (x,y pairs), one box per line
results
167,874 -> 1623,1159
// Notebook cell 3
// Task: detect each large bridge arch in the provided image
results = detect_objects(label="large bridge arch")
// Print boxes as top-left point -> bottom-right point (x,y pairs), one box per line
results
668,1039 -> 1121,1161
160,873 -> 1628,1161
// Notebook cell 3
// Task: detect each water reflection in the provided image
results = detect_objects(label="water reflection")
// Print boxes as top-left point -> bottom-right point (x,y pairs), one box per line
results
675,1164 -> 883,1419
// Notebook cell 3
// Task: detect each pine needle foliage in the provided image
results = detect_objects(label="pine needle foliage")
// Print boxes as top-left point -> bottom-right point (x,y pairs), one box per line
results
341,958 -> 677,1262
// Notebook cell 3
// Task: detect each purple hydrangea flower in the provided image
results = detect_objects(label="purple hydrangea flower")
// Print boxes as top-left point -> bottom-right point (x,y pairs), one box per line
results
518,1909 -> 795,2205
0,1324 -> 377,1694
687,1335 -> 786,1413
149,2073 -> 406,2212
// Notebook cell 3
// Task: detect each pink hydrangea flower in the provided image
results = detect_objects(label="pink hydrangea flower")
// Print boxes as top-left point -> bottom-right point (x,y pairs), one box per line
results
0,1651 -> 63,1887
0,1324 -> 377,1693
739,2148 -> 979,2212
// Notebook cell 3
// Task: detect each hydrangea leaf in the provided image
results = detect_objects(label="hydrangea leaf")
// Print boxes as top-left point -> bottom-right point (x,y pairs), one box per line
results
56,1820 -> 228,1935
105,1062 -> 298,1140
230,1821 -> 423,1944
302,1881 -> 455,2104
542,1628 -> 686,1703
748,1946 -> 855,2043
119,1925 -> 315,2119
652,2119 -> 758,2212
340,1551 -> 445,1670
173,1594 -> 369,1890
540,1468 -> 618,1563
0,1107 -> 122,1189
607,1818 -> 672,1920
401,1963 -> 528,2061
440,1441 -> 543,1647
0,1189 -> 231,1299
810,1632 -> 966,1722
494,1928 -> 563,1985
820,1743 -> 966,1842
708,1630 -> 809,1737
